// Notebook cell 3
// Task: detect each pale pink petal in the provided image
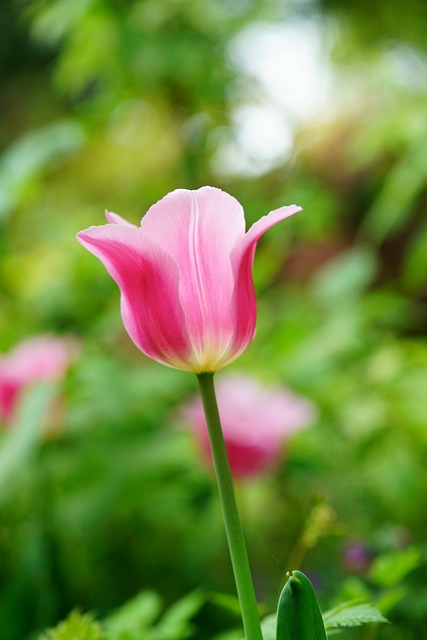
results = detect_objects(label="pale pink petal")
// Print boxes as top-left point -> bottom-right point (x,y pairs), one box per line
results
1,336 -> 77,382
139,187 -> 246,369
105,210 -> 137,226
0,335 -> 78,424
77,225 -> 191,369
230,205 -> 302,354
182,373 -> 316,479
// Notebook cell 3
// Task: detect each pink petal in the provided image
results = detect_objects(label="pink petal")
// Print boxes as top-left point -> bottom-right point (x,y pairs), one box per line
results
0,380 -> 19,424
77,225 -> 191,369
0,336 -> 77,382
139,187 -> 246,369
182,373 -> 315,479
230,205 -> 302,353
105,210 -> 137,226
0,335 -> 78,424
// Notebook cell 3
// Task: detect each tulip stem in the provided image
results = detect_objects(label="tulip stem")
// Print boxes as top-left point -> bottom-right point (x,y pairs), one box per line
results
197,373 -> 263,640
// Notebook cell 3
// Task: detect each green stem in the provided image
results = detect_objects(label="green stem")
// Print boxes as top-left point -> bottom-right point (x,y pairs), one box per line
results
197,373 -> 263,640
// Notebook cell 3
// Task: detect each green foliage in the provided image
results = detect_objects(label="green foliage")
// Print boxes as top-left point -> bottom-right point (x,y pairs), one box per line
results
369,546 -> 422,588
151,591 -> 205,640
323,601 -> 389,630
40,611 -> 105,640
311,246 -> 378,306
106,591 -> 163,637
0,383 -> 58,501
0,121 -> 86,220
105,590 -> 205,640
40,592 -> 206,640
260,614 -> 276,640
360,141 -> 427,242
262,599 -> 388,640
44,593 -> 389,640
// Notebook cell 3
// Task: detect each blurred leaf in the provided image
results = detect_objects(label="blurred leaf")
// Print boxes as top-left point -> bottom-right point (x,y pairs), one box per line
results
311,246 -> 378,305
154,590 -> 205,640
212,629 -> 243,640
369,546 -> 422,587
209,592 -> 241,616
260,614 -> 276,640
320,0 -> 427,53
323,601 -> 388,629
105,590 -> 162,637
53,8 -> 120,97
335,577 -> 372,604
361,141 -> 427,242
0,382 -> 57,501
401,221 -> 427,292
376,586 -> 408,615
282,307 -> 362,382
30,0 -> 94,44
40,610 -> 105,640
0,121 -> 85,219
232,614 -> 277,640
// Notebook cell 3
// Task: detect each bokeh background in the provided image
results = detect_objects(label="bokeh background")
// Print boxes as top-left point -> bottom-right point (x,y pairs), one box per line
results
1,0 -> 427,638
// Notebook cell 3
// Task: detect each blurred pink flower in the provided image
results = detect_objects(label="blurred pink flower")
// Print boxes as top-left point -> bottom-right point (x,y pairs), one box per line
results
182,374 -> 317,479
0,335 -> 78,425
77,187 -> 301,373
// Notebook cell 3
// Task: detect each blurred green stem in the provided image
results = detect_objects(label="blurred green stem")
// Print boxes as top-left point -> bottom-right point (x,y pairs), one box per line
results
197,373 -> 262,640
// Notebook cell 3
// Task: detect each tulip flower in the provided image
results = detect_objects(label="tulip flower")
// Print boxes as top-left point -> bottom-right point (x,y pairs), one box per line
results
77,186 -> 302,640
182,374 -> 316,479
77,186 -> 300,373
0,335 -> 78,425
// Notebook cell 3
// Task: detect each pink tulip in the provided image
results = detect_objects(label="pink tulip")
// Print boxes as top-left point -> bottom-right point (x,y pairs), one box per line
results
0,335 -> 78,425
182,374 -> 317,479
77,186 -> 301,373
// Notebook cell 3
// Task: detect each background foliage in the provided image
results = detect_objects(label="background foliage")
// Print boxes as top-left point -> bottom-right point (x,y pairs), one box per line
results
0,0 -> 426,638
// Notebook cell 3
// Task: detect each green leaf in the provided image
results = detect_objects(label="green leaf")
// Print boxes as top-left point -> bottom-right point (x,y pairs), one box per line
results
323,601 -> 389,629
0,120 -> 85,218
311,246 -> 378,305
40,610 -> 105,640
369,546 -> 421,587
0,383 -> 57,502
260,614 -> 276,640
402,221 -> 427,292
154,590 -> 205,640
361,140 -> 427,242
209,592 -> 241,616
105,590 -> 162,636
277,571 -> 327,640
